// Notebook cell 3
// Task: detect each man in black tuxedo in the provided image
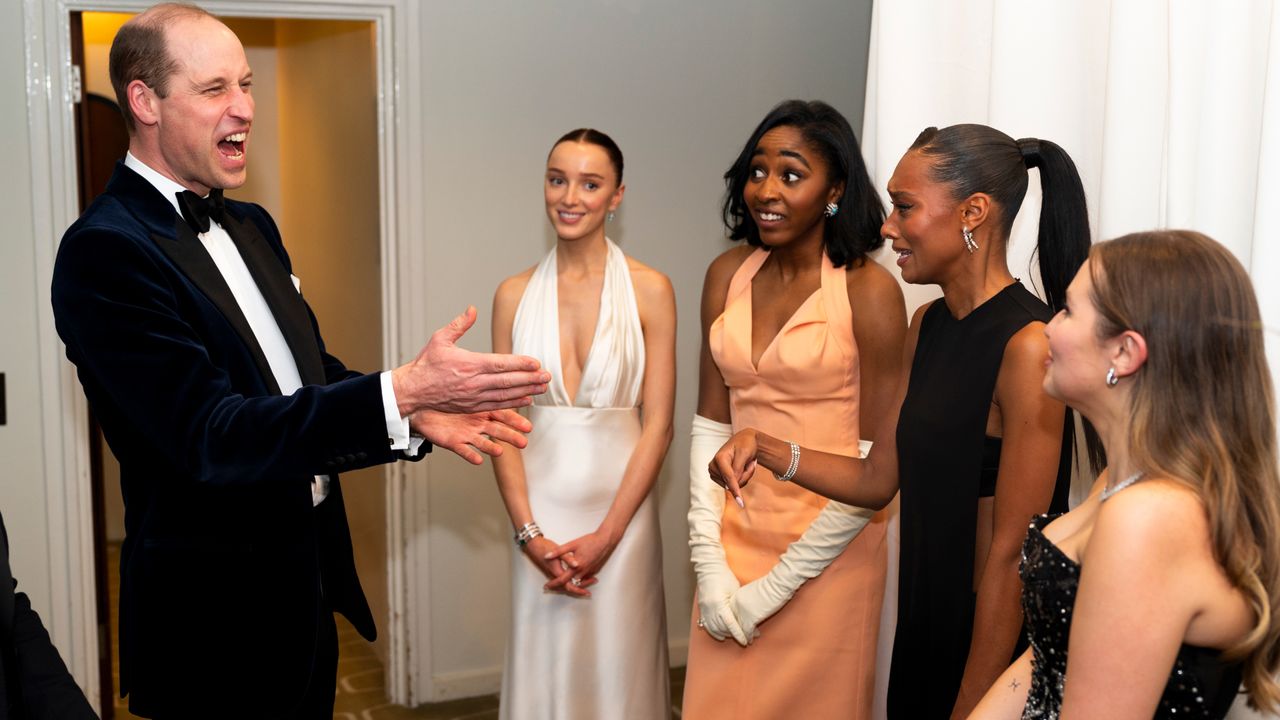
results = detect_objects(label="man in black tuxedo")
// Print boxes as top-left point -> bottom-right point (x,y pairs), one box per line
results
50,4 -> 548,717
0,511 -> 97,719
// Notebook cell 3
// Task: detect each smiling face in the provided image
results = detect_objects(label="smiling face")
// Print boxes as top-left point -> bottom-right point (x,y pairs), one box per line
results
742,126 -> 840,251
881,150 -> 972,285
139,15 -> 254,194
1043,258 -> 1112,407
544,141 -> 623,243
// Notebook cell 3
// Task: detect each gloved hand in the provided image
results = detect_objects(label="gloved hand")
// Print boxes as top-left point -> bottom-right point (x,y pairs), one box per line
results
688,415 -> 748,645
731,440 -> 876,640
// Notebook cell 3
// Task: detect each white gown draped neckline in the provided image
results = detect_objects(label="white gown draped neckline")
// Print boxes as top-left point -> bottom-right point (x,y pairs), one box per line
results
512,237 -> 645,409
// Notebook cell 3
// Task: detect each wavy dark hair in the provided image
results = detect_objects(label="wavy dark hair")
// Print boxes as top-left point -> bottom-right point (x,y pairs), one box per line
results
549,128 -> 624,186
722,100 -> 884,268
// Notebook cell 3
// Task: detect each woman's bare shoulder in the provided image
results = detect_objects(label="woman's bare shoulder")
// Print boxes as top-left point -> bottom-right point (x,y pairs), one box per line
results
493,264 -> 537,309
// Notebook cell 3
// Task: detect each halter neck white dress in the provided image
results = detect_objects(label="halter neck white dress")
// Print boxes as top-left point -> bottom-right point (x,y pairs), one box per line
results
500,238 -> 671,720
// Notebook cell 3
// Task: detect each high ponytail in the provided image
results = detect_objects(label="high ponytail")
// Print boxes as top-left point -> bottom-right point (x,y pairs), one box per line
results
1015,137 -> 1090,314
911,124 -> 1102,472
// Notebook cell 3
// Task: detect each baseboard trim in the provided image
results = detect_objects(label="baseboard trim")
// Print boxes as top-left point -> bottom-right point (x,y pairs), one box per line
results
429,638 -> 690,702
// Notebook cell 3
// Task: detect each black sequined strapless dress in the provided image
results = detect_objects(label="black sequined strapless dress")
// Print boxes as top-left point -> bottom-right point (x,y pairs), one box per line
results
1020,515 -> 1243,719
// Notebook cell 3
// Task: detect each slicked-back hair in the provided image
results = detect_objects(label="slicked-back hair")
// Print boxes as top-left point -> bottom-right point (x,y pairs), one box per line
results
722,100 -> 884,268
907,124 -> 1089,314
549,128 -> 624,187
911,123 -> 1102,472
109,3 -> 216,134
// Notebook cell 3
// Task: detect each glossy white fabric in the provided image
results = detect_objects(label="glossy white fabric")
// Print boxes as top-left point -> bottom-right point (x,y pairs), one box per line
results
863,4 -> 1279,718
501,238 -> 670,720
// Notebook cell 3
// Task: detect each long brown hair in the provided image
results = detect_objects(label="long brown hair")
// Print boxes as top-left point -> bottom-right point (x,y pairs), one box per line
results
1089,230 -> 1280,711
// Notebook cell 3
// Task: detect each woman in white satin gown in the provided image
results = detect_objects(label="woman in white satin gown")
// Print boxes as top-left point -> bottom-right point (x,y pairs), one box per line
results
490,128 -> 677,720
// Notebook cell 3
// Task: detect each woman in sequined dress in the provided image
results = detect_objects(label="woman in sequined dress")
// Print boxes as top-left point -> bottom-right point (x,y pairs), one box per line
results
969,230 -> 1280,719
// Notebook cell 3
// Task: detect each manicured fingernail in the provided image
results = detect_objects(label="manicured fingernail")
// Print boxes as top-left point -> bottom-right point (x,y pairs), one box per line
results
734,495 -> 745,508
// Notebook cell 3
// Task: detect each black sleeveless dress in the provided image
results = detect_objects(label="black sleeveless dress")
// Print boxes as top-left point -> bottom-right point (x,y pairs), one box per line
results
887,282 -> 1072,718
1021,515 -> 1243,718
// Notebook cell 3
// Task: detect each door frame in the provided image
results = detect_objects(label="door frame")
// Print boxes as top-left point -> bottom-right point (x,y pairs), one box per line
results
21,0 -> 432,706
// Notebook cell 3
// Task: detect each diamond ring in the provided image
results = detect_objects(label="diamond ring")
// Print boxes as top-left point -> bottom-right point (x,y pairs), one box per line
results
570,577 -> 582,587
696,618 -> 705,628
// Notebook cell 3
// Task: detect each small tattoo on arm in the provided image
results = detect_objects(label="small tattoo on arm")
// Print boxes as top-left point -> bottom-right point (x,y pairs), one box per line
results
1010,678 -> 1020,690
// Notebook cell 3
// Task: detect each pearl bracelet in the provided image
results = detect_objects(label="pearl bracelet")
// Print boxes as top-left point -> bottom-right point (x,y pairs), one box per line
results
774,441 -> 801,482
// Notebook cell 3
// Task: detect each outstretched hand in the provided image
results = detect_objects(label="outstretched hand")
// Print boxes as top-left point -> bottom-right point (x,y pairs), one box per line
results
409,408 -> 532,464
393,306 -> 550,416
708,429 -> 761,505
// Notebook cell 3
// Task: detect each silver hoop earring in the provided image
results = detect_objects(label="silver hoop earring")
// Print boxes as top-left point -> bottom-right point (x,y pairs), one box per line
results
824,202 -> 839,218
1105,367 -> 1119,387
607,212 -> 616,223
962,226 -> 979,254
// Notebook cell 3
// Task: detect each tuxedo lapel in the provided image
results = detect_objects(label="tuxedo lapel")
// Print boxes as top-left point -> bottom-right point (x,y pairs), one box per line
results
219,210 -> 326,387
103,163 -> 282,394
150,218 -> 282,395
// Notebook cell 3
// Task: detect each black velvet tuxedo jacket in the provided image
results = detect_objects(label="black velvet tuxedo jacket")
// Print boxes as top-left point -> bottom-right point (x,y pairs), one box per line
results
51,163 -> 420,716
0,511 -> 97,719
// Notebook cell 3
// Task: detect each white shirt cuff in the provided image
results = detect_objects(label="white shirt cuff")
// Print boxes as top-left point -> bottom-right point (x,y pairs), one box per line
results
381,371 -> 424,457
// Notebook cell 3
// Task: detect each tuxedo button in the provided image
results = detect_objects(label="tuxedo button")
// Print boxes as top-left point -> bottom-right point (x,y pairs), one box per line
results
324,459 -> 336,468
356,451 -> 367,460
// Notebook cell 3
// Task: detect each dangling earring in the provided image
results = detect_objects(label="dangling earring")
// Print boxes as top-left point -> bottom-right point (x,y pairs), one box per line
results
824,202 -> 839,218
1105,367 -> 1119,387
607,212 -> 616,223
962,226 -> 979,254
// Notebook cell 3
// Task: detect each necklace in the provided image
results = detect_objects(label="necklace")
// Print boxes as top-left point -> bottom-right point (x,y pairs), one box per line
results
1100,470 -> 1145,502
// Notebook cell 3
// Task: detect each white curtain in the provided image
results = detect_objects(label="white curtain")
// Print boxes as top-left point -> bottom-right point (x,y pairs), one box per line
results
863,2 -> 1278,718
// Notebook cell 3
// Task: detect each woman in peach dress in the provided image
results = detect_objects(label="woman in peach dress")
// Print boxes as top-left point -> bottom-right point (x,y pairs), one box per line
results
683,100 -> 906,719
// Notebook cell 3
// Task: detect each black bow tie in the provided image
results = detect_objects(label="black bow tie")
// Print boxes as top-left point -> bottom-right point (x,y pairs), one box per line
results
176,188 -> 226,234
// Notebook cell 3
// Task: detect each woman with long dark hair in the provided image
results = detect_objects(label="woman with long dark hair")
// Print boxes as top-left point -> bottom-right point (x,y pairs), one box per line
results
683,100 -> 906,719
710,124 -> 1096,718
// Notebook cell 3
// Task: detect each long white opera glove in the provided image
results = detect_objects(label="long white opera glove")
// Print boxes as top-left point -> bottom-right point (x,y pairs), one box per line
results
730,440 -> 876,641
688,415 -> 748,645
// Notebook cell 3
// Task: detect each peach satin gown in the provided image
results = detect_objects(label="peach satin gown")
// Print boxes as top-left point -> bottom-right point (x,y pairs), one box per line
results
683,248 -> 887,719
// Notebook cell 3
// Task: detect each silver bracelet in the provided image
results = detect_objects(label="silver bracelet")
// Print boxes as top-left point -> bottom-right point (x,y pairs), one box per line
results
514,521 -> 542,547
773,441 -> 801,482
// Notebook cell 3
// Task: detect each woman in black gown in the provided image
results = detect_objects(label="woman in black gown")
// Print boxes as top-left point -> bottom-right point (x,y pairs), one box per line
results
709,124 -> 1097,718
971,230 -> 1280,718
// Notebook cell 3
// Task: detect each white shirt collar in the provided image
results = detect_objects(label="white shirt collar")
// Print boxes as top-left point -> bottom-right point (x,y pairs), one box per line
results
124,151 -> 195,217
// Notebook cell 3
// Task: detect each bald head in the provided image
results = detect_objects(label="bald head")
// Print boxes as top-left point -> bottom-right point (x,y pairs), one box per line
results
109,3 -> 218,134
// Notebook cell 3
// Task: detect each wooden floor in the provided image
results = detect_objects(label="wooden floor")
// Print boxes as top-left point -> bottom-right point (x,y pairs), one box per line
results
105,543 -> 686,718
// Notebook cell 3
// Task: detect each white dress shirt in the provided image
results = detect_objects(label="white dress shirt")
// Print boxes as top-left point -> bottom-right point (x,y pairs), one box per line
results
125,153 -> 417,505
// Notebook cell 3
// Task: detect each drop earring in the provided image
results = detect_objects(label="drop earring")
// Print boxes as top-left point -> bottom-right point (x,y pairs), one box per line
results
607,212 -> 616,223
1105,367 -> 1119,387
962,226 -> 979,253
824,202 -> 839,218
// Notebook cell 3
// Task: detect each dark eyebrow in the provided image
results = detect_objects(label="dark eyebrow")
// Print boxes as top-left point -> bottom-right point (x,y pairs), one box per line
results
580,172 -> 606,181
